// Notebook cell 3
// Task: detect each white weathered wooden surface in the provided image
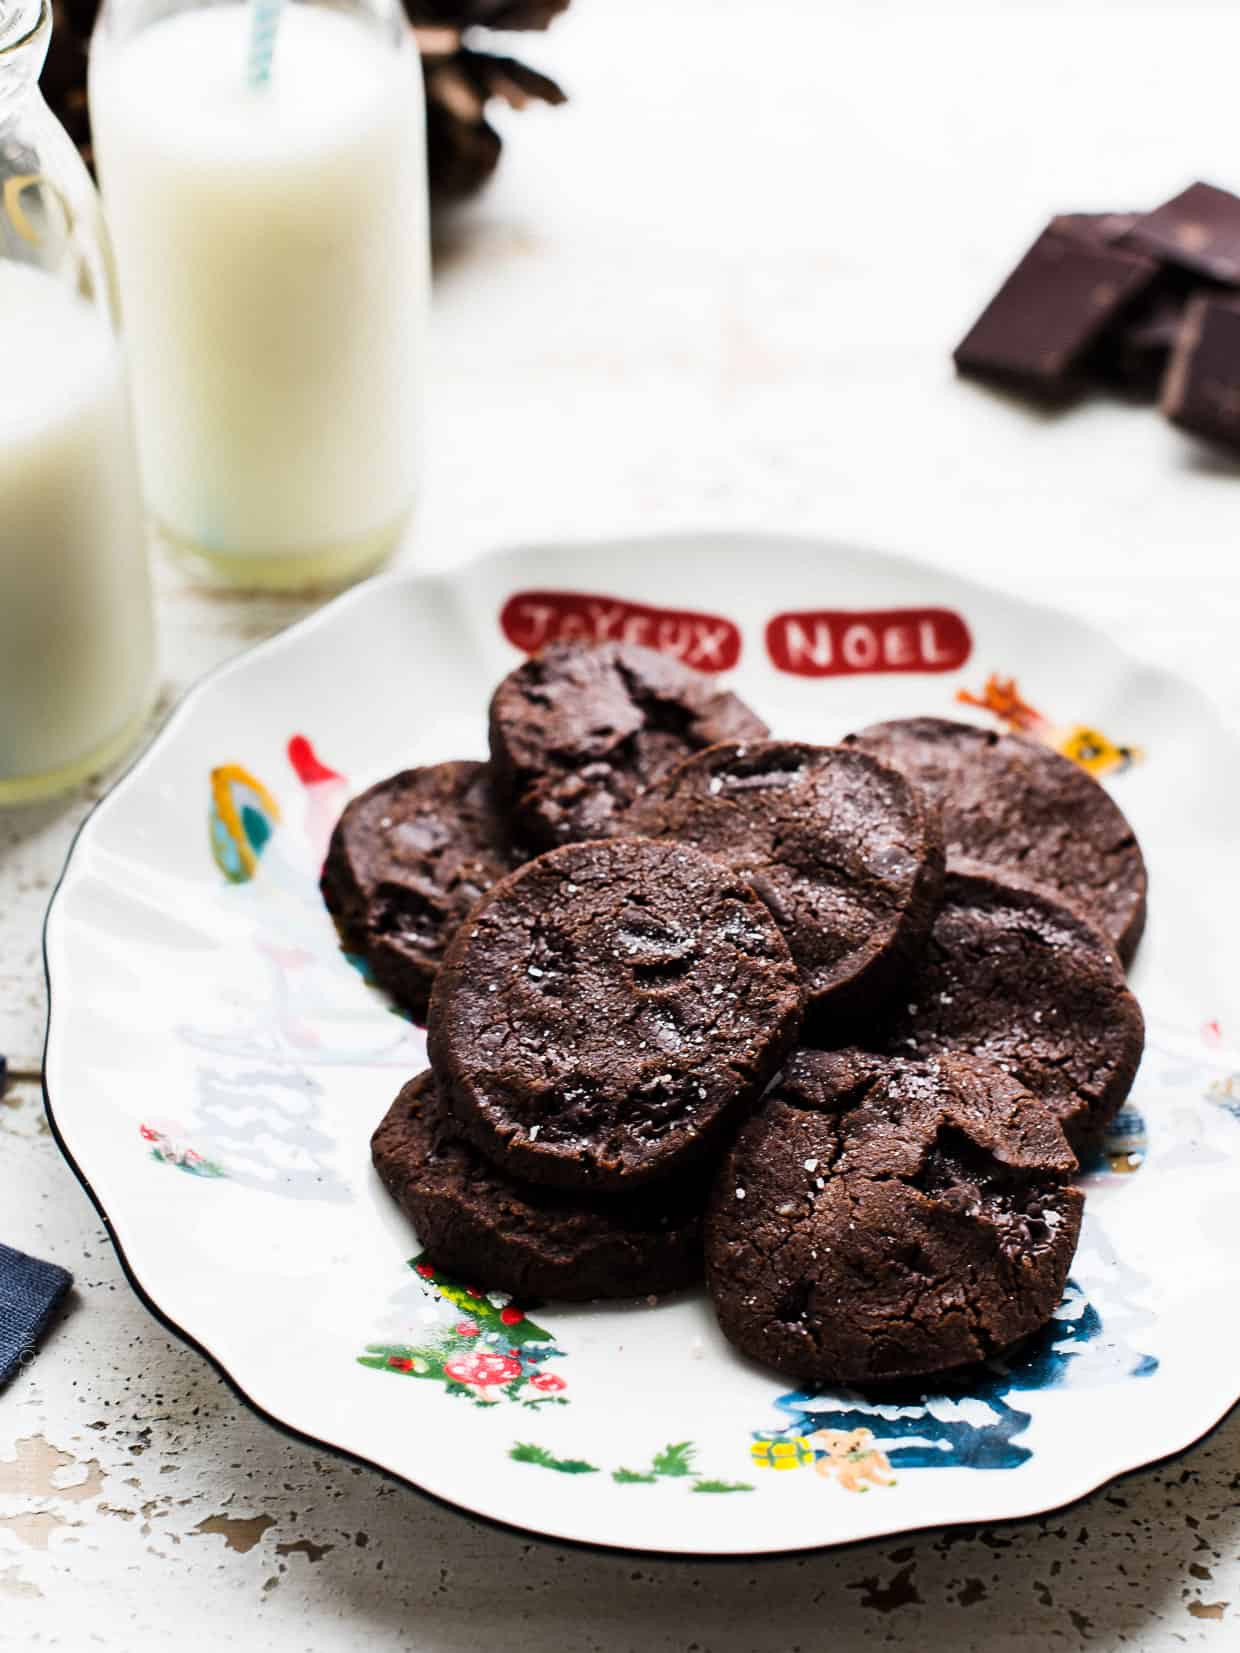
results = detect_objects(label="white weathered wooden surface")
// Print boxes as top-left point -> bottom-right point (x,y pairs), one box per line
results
6,0 -> 1240,1644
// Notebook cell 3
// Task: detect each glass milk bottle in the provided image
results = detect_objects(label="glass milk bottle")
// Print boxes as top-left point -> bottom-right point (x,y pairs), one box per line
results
89,0 -> 429,591
0,0 -> 155,806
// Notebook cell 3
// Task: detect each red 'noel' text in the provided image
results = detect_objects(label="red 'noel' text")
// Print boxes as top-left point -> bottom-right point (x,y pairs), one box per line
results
765,607 -> 972,677
500,590 -> 743,672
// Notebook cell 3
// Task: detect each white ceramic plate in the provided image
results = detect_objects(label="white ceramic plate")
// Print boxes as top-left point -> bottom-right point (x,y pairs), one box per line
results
43,534 -> 1240,1558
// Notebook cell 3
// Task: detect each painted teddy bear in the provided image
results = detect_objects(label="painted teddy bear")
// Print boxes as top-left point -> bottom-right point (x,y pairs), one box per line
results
808,1428 -> 896,1491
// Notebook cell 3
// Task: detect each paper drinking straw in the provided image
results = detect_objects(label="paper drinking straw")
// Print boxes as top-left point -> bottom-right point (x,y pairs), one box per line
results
247,0 -> 285,88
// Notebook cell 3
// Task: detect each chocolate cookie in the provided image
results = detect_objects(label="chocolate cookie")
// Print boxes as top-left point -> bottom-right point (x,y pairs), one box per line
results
624,741 -> 944,1022
321,761 -> 515,1019
488,640 -> 769,850
372,1072 -> 706,1301
707,1048 -> 1084,1386
845,717 -> 1147,964
868,863 -> 1144,1158
428,837 -> 803,1191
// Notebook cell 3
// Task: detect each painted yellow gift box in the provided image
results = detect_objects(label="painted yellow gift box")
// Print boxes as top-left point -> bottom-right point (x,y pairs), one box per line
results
750,1436 -> 814,1470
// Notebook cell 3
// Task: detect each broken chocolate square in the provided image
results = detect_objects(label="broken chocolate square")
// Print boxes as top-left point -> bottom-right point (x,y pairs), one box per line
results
1050,211 -> 1141,246
1093,284 -> 1210,399
1043,212 -> 1187,395
954,227 -> 1158,399
1161,294 -> 1240,452
1124,182 -> 1240,285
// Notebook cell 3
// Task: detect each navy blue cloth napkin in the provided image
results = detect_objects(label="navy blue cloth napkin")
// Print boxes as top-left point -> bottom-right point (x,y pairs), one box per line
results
0,1244 -> 73,1387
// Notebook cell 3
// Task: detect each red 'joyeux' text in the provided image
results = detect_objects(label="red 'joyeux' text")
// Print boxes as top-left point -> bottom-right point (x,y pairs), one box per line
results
765,608 -> 972,677
500,591 -> 742,673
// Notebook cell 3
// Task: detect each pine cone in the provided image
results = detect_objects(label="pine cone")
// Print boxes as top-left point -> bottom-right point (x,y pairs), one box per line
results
38,0 -> 570,203
42,0 -> 93,169
416,30 -> 568,200
410,0 -> 570,29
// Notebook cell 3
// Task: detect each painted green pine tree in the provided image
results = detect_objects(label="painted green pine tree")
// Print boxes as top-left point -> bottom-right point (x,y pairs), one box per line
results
514,1438 -> 751,1492
651,1442 -> 696,1478
510,1442 -> 599,1475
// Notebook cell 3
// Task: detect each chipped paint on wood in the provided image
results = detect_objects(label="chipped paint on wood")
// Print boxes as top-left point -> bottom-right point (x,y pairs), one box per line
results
275,1538 -> 334,1563
0,1437 -> 105,1504
190,1514 -> 277,1554
1188,1601 -> 1229,1621
0,1565 -> 42,1599
0,1511 -> 77,1550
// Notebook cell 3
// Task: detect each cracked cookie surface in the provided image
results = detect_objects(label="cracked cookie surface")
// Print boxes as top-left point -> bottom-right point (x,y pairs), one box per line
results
866,863 -> 1144,1159
488,640 -> 769,851
372,1071 -> 707,1300
321,761 -> 516,1019
845,716 -> 1147,964
427,837 -> 803,1191
625,741 -> 944,1023
706,1048 -> 1083,1385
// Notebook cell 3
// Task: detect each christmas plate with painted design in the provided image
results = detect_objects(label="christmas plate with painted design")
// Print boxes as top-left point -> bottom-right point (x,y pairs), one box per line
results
43,534 -> 1240,1556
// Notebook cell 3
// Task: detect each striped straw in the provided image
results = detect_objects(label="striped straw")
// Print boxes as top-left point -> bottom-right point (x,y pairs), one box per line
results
247,0 -> 286,88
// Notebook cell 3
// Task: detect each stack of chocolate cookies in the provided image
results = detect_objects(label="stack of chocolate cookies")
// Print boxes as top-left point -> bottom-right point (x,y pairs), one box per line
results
322,642 -> 1146,1387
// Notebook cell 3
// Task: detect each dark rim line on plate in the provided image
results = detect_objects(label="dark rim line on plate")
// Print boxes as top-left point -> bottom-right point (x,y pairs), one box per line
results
34,539 -> 1239,1558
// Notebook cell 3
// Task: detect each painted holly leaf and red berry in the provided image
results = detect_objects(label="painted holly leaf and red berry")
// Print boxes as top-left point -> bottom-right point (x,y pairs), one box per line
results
358,1255 -> 569,1409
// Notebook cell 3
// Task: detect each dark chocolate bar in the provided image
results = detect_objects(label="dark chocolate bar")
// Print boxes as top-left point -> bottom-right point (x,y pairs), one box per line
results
1095,285 -> 1199,398
1050,211 -> 1141,246
1124,182 -> 1240,285
954,227 -> 1157,399
1049,211 -> 1195,394
1161,294 -> 1240,452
